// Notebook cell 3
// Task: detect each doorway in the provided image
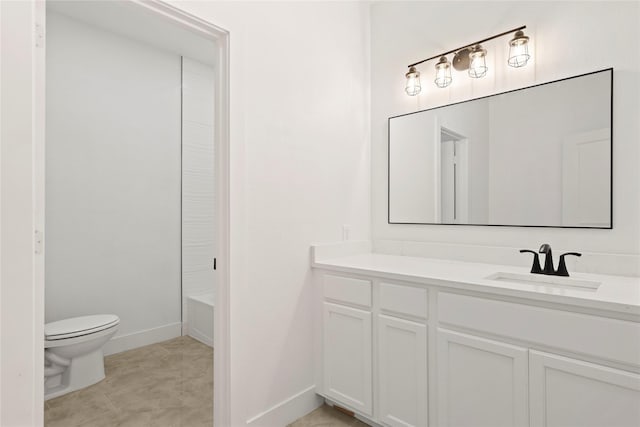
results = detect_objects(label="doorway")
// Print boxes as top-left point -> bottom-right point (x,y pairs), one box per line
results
34,1 -> 230,425
439,127 -> 469,224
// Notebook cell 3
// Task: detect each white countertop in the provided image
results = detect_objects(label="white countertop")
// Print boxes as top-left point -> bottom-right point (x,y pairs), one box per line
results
313,253 -> 640,316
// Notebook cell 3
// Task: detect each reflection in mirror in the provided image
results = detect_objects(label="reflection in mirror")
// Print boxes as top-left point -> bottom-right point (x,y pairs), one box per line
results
388,68 -> 612,228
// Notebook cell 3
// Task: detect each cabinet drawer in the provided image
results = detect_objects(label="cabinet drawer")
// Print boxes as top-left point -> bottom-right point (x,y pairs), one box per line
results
439,292 -> 640,366
380,282 -> 428,319
323,274 -> 372,307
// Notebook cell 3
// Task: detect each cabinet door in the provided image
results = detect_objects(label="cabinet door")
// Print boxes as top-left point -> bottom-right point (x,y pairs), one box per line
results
378,315 -> 428,427
323,302 -> 372,415
437,328 -> 529,427
530,350 -> 640,427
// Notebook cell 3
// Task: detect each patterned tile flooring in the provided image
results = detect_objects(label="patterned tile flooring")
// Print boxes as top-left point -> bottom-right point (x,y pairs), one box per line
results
45,338 -> 370,427
45,336 -> 213,427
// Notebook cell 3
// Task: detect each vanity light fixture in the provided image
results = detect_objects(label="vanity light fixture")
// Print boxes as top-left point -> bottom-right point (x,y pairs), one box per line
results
468,45 -> 488,78
508,30 -> 530,67
434,56 -> 453,88
404,25 -> 530,96
405,66 -> 421,96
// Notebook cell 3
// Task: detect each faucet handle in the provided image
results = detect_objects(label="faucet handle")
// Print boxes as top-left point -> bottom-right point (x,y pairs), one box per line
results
520,249 -> 543,274
556,252 -> 582,277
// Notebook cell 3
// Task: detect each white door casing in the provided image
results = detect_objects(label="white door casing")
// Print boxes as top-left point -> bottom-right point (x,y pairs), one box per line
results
19,1 -> 231,425
436,122 -> 469,224
0,1 -> 46,424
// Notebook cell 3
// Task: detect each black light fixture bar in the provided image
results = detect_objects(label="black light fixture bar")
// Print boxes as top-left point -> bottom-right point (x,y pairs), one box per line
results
407,25 -> 526,68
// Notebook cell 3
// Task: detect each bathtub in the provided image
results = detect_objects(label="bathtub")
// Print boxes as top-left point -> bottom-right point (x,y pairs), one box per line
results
187,293 -> 214,347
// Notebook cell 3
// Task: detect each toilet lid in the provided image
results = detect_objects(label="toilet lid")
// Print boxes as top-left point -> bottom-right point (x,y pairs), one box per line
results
45,315 -> 120,340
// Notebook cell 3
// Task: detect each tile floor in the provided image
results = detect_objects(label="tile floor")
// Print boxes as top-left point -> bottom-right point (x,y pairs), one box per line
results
288,405 -> 369,427
45,336 -> 213,427
46,338 -> 368,427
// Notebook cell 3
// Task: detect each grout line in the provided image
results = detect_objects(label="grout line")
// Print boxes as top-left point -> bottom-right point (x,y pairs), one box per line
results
103,392 -> 120,414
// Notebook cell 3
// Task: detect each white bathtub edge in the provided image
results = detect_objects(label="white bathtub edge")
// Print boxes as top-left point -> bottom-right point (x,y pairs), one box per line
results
187,292 -> 214,348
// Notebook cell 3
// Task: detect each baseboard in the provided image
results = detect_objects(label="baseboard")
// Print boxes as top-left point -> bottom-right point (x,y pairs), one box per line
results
246,385 -> 323,426
103,322 -> 182,356
187,324 -> 213,347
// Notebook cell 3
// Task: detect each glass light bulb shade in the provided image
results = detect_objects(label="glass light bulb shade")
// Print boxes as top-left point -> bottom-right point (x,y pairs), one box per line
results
508,31 -> 530,67
468,45 -> 488,78
405,67 -> 422,96
434,57 -> 452,88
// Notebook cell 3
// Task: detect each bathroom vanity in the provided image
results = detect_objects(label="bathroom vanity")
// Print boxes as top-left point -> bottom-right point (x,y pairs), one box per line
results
312,245 -> 640,427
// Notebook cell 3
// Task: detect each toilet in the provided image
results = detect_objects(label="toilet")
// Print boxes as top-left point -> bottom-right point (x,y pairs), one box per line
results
44,314 -> 119,400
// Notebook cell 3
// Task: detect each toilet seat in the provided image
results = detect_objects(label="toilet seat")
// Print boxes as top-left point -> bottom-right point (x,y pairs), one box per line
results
45,315 -> 120,341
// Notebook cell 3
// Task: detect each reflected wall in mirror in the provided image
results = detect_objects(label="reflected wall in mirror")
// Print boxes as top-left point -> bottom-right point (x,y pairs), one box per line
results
388,68 -> 612,228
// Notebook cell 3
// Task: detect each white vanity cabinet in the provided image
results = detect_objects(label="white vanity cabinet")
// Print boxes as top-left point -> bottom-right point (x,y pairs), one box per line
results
377,281 -> 429,427
437,329 -> 529,427
437,291 -> 640,427
378,317 -> 427,427
323,302 -> 373,415
322,275 -> 373,416
314,256 -> 640,427
529,350 -> 640,427
320,274 -> 428,426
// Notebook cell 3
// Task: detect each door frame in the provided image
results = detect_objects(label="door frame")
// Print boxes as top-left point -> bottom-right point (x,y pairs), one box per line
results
33,1 -> 231,425
561,128 -> 611,227
433,118 -> 469,224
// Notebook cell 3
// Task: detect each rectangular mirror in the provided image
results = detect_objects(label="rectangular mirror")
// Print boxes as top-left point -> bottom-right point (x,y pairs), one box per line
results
388,68 -> 612,228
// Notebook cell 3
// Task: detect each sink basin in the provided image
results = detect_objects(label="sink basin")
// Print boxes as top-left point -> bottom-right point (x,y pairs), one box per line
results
486,271 -> 601,290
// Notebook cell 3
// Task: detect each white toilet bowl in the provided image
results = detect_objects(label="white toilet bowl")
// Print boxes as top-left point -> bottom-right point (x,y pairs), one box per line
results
44,314 -> 119,400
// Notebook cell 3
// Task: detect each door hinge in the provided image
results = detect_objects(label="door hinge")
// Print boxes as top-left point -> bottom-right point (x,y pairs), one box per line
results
34,229 -> 43,254
213,258 -> 217,270
35,23 -> 44,48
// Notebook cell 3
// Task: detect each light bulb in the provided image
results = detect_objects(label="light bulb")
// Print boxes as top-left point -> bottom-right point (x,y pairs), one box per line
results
405,66 -> 421,96
508,30 -> 530,68
468,45 -> 488,78
434,56 -> 452,88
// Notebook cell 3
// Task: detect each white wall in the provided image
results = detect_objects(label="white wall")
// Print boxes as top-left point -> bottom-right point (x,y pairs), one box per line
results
372,1 -> 640,275
173,2 -> 371,425
488,71 -> 610,226
389,99 -> 490,223
45,12 -> 182,351
181,57 -> 216,322
389,112 -> 438,223
1,1 -> 45,425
